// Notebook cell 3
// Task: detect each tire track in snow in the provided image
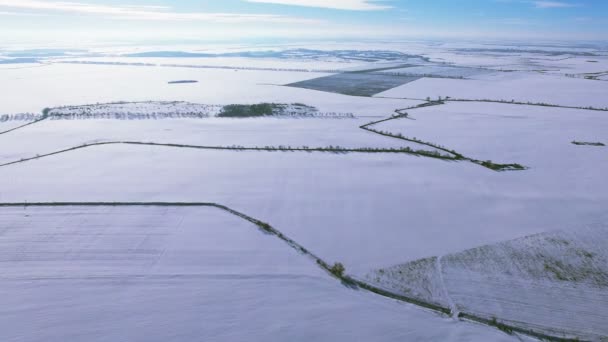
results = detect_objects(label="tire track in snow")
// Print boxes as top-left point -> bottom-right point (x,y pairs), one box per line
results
436,255 -> 459,318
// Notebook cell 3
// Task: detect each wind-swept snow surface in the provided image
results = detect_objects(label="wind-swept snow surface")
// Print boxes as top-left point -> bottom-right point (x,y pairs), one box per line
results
1,143 -> 605,277
0,206 -> 518,342
1,42 -> 607,341
377,72 -> 608,108
367,225 -> 608,341
371,101 -> 608,170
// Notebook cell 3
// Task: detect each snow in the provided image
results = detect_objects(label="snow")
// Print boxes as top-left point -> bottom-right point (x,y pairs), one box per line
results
1,143 -> 606,278
371,101 -> 608,172
0,115 -> 428,165
0,115 -> 39,133
366,225 -> 608,341
379,65 -> 492,78
47,102 -> 354,118
0,63 -> 422,114
377,72 -> 608,108
59,56 -> 356,72
49,101 -> 223,117
0,206 -> 518,342
2,41 -> 607,340
530,56 -> 608,75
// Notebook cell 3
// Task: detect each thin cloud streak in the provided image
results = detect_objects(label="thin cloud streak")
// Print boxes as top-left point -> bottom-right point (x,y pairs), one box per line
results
245,0 -> 392,11
0,0 -> 320,23
533,1 -> 578,8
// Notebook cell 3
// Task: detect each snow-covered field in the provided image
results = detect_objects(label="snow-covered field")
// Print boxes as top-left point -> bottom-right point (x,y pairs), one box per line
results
378,65 -> 493,78
1,41 -> 607,341
0,63 -> 426,113
48,101 -> 222,117
59,56 -> 358,71
377,71 -> 608,108
371,101 -> 608,170
0,115 -> 39,133
1,205 -> 520,342
366,225 -> 608,340
0,115 -> 430,165
47,102 -> 354,118
1,142 -> 606,278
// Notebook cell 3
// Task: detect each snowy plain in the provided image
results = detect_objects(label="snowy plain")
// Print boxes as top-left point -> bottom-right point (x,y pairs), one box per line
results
1,41 -> 607,341
0,206 -> 519,342
377,71 -> 608,108
366,225 -> 608,341
0,115 -> 435,165
372,101 -> 608,171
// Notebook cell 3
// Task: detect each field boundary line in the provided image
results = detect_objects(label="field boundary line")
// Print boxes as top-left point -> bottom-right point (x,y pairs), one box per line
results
0,202 -> 587,341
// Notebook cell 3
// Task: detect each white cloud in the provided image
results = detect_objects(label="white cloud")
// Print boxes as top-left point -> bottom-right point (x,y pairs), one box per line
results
0,0 -> 319,23
532,1 -> 578,8
488,17 -> 535,26
245,0 -> 392,11
0,10 -> 47,16
494,0 -> 580,9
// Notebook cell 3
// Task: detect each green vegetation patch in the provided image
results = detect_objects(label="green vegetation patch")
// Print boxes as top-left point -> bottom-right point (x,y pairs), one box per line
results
478,160 -> 527,171
218,103 -> 283,117
330,262 -> 346,277
217,103 -> 320,118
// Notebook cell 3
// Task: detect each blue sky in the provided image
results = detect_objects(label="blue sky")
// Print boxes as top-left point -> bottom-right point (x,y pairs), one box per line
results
0,0 -> 606,45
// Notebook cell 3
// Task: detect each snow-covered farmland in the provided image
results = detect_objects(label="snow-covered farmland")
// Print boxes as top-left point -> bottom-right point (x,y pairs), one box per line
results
0,205 -> 518,342
0,112 -> 437,165
0,63 -> 424,113
532,56 -> 608,75
48,101 -> 222,117
366,225 -> 608,341
371,101 -> 608,171
0,142 -> 606,278
59,56 -> 357,72
378,65 -> 492,78
1,42 -> 607,341
0,113 -> 40,133
378,72 -> 608,109
47,102 -> 354,119
287,73 -> 421,96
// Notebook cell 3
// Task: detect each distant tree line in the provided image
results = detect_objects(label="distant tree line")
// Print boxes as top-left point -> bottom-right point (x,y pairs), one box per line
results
0,113 -> 42,122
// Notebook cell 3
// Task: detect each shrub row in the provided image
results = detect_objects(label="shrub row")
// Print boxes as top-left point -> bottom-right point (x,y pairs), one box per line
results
572,141 -> 605,147
449,98 -> 608,111
360,100 -> 529,171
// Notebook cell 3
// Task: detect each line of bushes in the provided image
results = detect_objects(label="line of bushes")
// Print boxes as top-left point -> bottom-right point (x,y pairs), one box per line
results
359,100 -> 531,171
216,103 -> 353,119
218,103 -> 280,117
448,98 -> 608,111
458,313 -> 582,342
572,141 -> 605,147
0,115 -> 49,135
475,160 -> 527,171
0,113 -> 43,122
0,201 -> 584,341
0,141 -> 462,168
360,126 -> 462,158
50,113 -> 210,120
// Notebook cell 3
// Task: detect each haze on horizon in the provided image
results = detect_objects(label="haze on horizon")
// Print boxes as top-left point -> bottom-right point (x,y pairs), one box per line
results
0,0 -> 606,46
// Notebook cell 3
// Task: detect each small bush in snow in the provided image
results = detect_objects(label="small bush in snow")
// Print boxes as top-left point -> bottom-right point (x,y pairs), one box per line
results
330,262 -> 346,277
